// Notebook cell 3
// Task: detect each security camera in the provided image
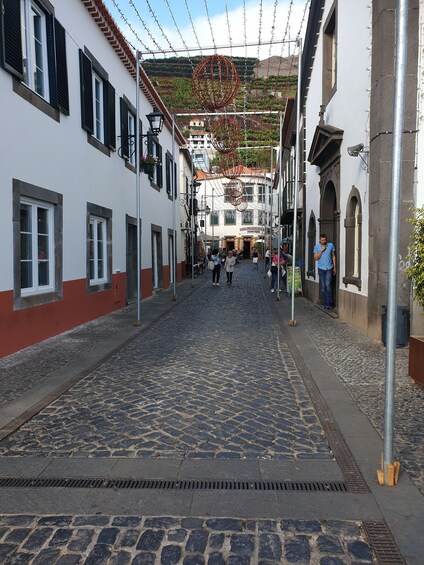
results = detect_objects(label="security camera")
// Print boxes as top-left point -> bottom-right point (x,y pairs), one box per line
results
347,143 -> 364,157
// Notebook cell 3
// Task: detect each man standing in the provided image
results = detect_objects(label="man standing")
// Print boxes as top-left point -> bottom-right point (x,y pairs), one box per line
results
313,234 -> 336,309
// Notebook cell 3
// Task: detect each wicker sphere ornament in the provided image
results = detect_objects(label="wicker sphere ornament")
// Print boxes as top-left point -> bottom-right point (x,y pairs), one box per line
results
218,152 -> 244,179
210,116 -> 243,154
236,199 -> 248,212
192,55 -> 240,111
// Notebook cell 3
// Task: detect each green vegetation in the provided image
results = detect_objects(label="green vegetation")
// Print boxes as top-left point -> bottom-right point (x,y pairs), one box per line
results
142,56 -> 297,168
406,207 -> 424,310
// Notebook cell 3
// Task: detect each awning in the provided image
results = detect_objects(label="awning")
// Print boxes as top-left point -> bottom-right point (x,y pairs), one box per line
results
281,208 -> 303,225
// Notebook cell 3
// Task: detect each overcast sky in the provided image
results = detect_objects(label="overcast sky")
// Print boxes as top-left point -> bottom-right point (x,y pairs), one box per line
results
102,0 -> 310,59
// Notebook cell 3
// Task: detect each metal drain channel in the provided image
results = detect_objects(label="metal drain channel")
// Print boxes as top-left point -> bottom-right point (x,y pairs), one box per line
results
363,521 -> 406,564
0,477 -> 348,492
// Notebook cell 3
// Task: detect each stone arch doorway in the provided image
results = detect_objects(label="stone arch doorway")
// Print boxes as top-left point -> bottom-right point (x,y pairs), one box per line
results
320,180 -> 339,308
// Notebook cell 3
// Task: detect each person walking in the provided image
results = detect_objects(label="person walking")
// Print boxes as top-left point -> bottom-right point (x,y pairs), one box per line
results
211,249 -> 222,286
313,233 -> 336,309
224,251 -> 236,285
264,247 -> 270,272
270,250 -> 279,293
252,248 -> 259,270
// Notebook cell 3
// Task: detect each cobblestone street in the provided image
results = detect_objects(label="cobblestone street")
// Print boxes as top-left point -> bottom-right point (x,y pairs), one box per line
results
0,262 -> 423,564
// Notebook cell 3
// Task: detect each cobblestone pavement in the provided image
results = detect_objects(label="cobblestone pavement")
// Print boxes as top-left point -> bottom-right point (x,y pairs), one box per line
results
296,300 -> 424,494
0,515 -> 374,564
0,267 -> 332,461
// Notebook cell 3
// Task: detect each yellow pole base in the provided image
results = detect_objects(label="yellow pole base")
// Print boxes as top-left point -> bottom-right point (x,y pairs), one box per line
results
289,320 -> 297,326
134,320 -> 141,327
377,454 -> 401,486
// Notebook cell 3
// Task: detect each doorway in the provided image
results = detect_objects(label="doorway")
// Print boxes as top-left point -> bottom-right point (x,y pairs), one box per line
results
320,181 -> 338,307
126,220 -> 138,303
243,239 -> 251,259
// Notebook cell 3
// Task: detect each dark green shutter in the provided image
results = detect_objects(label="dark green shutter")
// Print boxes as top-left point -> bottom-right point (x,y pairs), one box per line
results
104,81 -> 115,150
120,98 -> 129,159
79,49 -> 94,134
0,0 -> 23,79
157,145 -> 163,188
166,154 -> 171,193
174,162 -> 177,199
54,19 -> 69,115
46,14 -> 58,109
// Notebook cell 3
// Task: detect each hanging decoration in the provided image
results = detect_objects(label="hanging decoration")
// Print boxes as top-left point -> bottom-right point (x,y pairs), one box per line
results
218,152 -> 244,179
191,55 -> 240,111
210,116 -> 243,154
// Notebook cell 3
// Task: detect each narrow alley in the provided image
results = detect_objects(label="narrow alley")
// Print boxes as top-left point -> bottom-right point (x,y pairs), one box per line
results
0,263 -> 423,564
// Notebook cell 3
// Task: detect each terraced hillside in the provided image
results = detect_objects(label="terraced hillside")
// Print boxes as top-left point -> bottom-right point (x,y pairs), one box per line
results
142,56 -> 297,168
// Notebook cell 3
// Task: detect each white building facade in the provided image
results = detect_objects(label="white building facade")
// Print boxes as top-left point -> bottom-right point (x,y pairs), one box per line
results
0,0 -> 186,357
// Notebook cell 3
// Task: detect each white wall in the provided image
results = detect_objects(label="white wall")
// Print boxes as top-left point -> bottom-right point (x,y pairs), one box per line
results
304,0 -> 372,295
0,0 -> 179,294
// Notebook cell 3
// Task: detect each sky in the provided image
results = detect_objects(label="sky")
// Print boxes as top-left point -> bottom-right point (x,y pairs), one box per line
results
102,0 -> 310,60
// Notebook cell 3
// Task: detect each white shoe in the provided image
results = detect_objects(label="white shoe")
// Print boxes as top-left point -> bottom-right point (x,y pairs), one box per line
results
216,283 -> 220,286
213,282 -> 216,285
271,289 -> 275,293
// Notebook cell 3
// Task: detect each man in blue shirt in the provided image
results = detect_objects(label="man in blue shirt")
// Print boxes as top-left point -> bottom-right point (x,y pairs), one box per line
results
313,234 -> 336,309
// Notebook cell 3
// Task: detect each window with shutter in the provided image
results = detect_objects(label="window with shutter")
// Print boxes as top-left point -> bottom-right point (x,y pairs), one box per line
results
1,0 -> 69,115
79,49 -> 115,151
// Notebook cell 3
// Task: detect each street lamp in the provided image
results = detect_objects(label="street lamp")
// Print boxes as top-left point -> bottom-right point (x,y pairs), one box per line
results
135,50 -> 165,326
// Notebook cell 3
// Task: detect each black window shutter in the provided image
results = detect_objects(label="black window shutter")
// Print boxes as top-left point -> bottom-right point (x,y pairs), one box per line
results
46,14 -> 58,109
120,98 -> 129,159
174,162 -> 177,199
104,81 -> 115,150
146,133 -> 153,177
157,145 -> 163,188
79,49 -> 94,134
0,0 -> 23,79
54,19 -> 69,115
166,154 -> 171,193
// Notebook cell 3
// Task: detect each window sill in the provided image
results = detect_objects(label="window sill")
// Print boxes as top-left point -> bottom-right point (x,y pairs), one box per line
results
87,134 -> 110,157
343,276 -> 361,290
87,281 -> 112,293
125,161 -> 136,173
14,289 -> 62,311
13,79 -> 60,122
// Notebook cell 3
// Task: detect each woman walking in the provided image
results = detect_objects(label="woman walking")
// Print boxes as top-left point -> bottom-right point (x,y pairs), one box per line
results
224,251 -> 236,285
211,249 -> 221,286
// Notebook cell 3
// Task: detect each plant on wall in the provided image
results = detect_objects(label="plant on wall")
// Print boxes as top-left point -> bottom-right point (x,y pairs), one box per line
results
406,206 -> 424,310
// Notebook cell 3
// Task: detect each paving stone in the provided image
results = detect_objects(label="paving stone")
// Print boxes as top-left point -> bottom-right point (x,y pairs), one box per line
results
208,533 -> 225,549
37,516 -> 72,527
109,550 -> 132,565
55,556 -> 81,565
49,528 -> 73,547
68,528 -> 94,551
185,529 -> 209,553
23,528 -> 53,551
32,548 -> 61,564
347,540 -> 373,560
206,520 -> 243,532
84,544 -> 112,564
132,552 -> 156,565
167,529 -> 188,542
117,529 -> 140,548
183,556 -> 205,565
230,534 -> 255,555
112,517 -> 142,527
9,553 -> 35,565
284,535 -> 310,563
136,529 -> 165,551
4,528 -> 31,544
0,543 -> 18,561
317,535 -> 344,554
259,534 -> 282,560
319,558 -> 344,565
161,544 -> 182,564
98,527 -> 119,545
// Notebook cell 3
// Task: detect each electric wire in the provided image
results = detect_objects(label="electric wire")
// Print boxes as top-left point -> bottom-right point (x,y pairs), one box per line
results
143,0 -> 179,56
128,0 -> 165,55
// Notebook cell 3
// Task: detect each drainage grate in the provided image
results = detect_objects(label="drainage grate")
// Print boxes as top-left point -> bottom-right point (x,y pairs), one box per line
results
363,521 -> 406,564
0,477 -> 348,492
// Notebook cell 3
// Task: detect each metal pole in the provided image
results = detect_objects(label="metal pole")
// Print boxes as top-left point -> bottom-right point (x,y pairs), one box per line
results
383,0 -> 408,485
191,151 -> 195,287
172,115 -> 177,301
269,147 -> 274,273
212,185 -> 215,249
290,38 -> 302,326
135,50 -> 141,327
277,111 -> 282,300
